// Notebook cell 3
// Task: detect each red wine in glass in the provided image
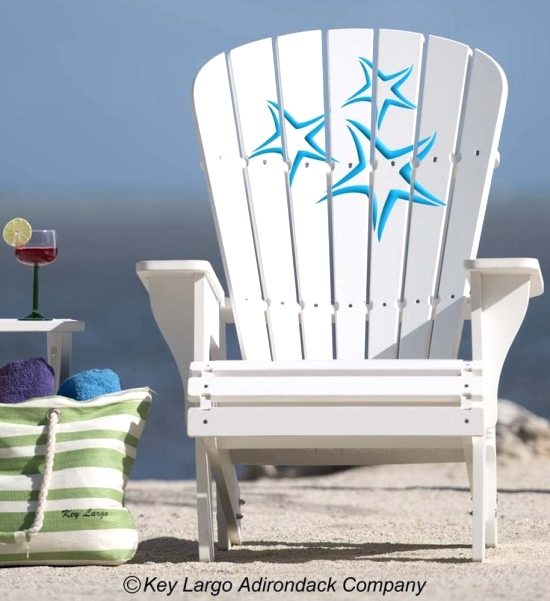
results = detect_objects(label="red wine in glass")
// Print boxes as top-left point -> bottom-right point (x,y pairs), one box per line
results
15,247 -> 58,266
15,229 -> 58,320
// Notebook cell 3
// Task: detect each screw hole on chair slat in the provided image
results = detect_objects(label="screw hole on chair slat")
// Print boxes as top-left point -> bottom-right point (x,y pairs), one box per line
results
450,294 -> 455,299
314,303 -> 319,308
204,384 -> 209,388
203,419 -> 208,424
415,299 -> 420,304
281,301 -> 285,305
305,162 -> 310,168
475,150 -> 480,156
348,162 -> 353,168
348,304 -> 353,308
391,160 -> 396,166
451,152 -> 462,164
382,302 -> 387,307
464,419 -> 469,424
432,156 -> 438,163
464,384 -> 469,388
263,159 -> 267,165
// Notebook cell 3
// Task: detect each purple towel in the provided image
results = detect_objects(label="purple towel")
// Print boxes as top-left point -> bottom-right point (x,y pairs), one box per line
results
0,358 -> 55,404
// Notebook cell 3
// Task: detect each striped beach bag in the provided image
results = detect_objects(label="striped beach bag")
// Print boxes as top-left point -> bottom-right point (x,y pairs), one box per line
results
0,387 -> 152,565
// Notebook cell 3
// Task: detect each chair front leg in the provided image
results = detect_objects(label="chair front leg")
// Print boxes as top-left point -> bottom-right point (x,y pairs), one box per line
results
472,435 -> 487,561
485,428 -> 498,548
193,277 -> 225,560
195,439 -> 215,562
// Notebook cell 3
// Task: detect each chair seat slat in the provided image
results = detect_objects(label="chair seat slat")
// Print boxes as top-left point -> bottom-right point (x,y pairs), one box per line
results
188,406 -> 485,437
190,358 -> 481,376
188,375 -> 482,399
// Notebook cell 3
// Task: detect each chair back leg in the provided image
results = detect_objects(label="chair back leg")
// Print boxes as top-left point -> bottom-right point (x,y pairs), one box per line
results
210,450 -> 242,548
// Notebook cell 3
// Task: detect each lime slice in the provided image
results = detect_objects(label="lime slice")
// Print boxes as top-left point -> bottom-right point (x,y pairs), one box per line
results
3,218 -> 32,247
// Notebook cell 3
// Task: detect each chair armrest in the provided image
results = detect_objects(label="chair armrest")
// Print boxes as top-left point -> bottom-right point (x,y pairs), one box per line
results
464,258 -> 543,297
136,260 -> 226,388
136,260 -> 226,303
464,258 -> 542,425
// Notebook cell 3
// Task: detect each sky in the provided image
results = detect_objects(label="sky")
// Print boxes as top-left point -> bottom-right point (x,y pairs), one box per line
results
0,0 -> 548,200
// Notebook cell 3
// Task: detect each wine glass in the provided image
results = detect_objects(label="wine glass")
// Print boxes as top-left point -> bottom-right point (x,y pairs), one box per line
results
15,229 -> 58,320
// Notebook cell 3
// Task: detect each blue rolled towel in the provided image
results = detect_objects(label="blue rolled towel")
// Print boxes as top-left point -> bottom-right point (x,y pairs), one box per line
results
0,358 -> 55,404
58,368 -> 121,401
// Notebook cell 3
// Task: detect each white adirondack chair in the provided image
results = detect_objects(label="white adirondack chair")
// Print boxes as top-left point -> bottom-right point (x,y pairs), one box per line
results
137,28 -> 544,562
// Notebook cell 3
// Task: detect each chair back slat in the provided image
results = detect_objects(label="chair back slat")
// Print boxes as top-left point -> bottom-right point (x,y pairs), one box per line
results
429,49 -> 507,358
367,29 -> 424,358
193,53 -> 271,359
229,37 -> 303,359
398,36 -> 470,358
276,31 -> 333,359
327,28 -> 374,359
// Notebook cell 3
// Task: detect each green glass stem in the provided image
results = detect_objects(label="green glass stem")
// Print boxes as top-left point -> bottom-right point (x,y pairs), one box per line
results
19,264 -> 50,320
32,264 -> 39,313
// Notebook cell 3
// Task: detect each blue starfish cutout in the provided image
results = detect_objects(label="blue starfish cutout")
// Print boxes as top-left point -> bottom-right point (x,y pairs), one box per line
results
320,120 -> 444,240
344,58 -> 416,129
249,101 -> 328,184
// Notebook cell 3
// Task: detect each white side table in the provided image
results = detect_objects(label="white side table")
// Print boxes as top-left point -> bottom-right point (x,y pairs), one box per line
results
0,319 -> 85,389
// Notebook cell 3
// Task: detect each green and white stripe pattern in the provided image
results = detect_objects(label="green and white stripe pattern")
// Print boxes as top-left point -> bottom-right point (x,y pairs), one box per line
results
0,387 -> 152,565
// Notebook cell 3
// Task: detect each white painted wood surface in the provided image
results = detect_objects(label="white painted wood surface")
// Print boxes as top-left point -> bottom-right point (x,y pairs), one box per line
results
136,260 -> 225,301
193,53 -> 271,360
471,435 -> 487,561
276,30 -> 333,359
327,28 -> 374,358
465,258 -> 543,297
188,406 -> 485,437
192,30 -> 510,365
230,447 -> 465,464
430,50 -> 508,358
229,37 -> 302,359
195,439 -> 214,562
190,358 -> 481,376
47,332 -> 72,390
367,29 -> 424,358
188,374 -> 482,402
0,319 -> 84,332
399,36 -> 470,358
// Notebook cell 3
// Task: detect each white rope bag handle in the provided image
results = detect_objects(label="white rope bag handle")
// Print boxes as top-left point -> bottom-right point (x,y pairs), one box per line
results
10,408 -> 60,558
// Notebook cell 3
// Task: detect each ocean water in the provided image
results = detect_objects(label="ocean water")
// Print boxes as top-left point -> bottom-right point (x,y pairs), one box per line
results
0,195 -> 548,479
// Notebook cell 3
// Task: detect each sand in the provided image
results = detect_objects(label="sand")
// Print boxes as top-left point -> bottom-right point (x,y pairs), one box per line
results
2,459 -> 549,600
